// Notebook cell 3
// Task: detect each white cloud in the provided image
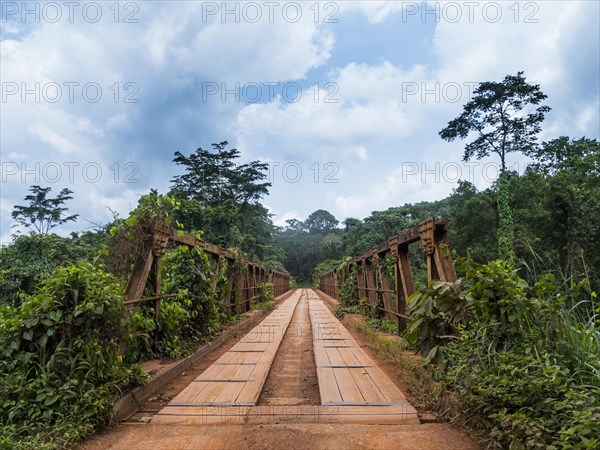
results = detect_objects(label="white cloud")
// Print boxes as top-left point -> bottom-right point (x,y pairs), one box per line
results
272,210 -> 301,227
337,1 -> 410,24
236,1 -> 598,220
1,2 -> 338,231
234,61 -> 436,164
0,0 -> 597,229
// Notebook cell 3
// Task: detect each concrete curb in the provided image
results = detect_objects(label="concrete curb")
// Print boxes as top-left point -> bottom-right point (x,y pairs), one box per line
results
111,290 -> 295,424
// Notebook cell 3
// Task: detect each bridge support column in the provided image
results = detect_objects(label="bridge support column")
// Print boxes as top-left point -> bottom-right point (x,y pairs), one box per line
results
377,257 -> 394,321
365,255 -> 378,314
356,261 -> 366,303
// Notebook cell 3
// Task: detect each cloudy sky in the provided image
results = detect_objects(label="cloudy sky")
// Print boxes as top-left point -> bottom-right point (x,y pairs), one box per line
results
1,1 -> 599,243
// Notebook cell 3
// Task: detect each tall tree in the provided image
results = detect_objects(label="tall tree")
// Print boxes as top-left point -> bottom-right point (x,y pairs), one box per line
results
170,141 -> 275,260
12,185 -> 78,234
171,141 -> 271,206
439,71 -> 550,261
304,209 -> 339,234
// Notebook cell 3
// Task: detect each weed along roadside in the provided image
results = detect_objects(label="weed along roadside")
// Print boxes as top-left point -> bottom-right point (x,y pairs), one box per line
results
319,250 -> 600,449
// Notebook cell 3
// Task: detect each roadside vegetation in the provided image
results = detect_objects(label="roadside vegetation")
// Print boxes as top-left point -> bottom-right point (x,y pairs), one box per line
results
341,73 -> 599,449
1,72 -> 598,448
355,256 -> 599,449
0,143 -> 283,448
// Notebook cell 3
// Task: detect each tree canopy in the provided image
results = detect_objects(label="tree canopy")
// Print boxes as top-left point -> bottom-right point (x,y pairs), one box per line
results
12,185 -> 78,235
171,141 -> 271,206
440,71 -> 550,262
304,209 -> 339,234
440,71 -> 551,171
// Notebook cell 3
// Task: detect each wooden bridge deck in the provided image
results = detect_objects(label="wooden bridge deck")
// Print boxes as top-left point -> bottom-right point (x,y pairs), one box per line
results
152,289 -> 419,425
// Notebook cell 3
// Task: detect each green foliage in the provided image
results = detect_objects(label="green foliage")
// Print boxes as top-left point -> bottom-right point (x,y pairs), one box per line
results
162,245 -> 219,335
404,280 -> 469,365
440,71 -> 550,262
12,185 -> 79,234
339,265 -> 358,306
439,71 -> 550,171
304,209 -> 339,234
157,245 -> 221,356
157,298 -> 192,359
496,172 -> 516,263
0,261 -> 144,448
448,181 -> 498,262
125,308 -> 156,363
107,192 -> 183,280
404,255 -> 600,449
115,243 -> 234,361
312,259 -> 343,286
275,212 -> 344,282
171,141 -> 270,207
169,141 -> 279,262
445,137 -> 600,295
259,282 -> 274,302
444,319 -> 599,449
364,318 -> 398,335
249,283 -> 275,311
342,201 -> 448,257
334,303 -> 360,319
516,137 -> 600,293
0,232 -> 109,306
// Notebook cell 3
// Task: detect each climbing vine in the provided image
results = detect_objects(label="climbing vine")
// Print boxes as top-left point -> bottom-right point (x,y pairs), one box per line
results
497,172 -> 516,263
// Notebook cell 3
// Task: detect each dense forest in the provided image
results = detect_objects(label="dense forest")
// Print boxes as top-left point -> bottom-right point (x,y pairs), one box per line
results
1,73 -> 598,449
4,134 -> 597,299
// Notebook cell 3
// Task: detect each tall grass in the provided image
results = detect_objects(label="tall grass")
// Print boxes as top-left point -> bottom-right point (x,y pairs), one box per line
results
398,254 -> 600,449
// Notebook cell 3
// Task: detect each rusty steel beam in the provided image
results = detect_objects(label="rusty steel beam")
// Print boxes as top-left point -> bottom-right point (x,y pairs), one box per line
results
125,220 -> 290,302
317,216 -> 457,335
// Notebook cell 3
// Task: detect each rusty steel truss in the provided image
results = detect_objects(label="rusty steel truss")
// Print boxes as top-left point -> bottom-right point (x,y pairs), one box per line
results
317,217 -> 457,334
124,220 -> 290,348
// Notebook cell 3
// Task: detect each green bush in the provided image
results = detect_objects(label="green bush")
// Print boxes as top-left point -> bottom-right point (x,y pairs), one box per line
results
364,318 -> 398,335
259,282 -> 274,303
125,307 -> 156,363
162,245 -> 220,338
404,280 -> 469,365
247,282 -> 275,312
340,265 -> 358,306
0,261 -> 144,448
404,256 -> 600,449
0,233 -> 108,306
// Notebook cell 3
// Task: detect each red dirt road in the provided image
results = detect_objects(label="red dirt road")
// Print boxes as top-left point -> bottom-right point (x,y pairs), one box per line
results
81,422 -> 478,449
80,290 -> 478,449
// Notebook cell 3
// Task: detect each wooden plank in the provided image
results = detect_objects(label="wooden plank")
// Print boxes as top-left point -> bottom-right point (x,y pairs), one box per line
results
153,404 -> 420,425
211,364 -> 258,403
232,291 -> 302,403
315,367 -> 342,403
332,367 -> 364,403
156,289 -> 418,426
363,366 -> 408,402
169,361 -> 232,404
156,405 -> 417,417
346,368 -> 386,403
335,346 -> 387,403
165,291 -> 302,407
309,294 -> 409,406
189,363 -> 243,403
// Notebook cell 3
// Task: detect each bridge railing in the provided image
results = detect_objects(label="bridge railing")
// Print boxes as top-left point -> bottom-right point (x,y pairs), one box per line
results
317,217 -> 457,335
123,219 -> 291,349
